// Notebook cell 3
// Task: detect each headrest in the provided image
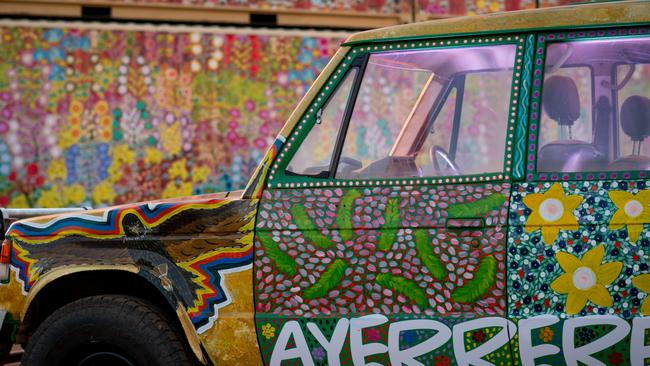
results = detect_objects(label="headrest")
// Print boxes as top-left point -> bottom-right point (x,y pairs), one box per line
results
621,95 -> 650,141
542,76 -> 581,126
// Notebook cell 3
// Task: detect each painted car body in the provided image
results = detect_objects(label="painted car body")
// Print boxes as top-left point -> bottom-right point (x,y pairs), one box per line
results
2,1 -> 650,365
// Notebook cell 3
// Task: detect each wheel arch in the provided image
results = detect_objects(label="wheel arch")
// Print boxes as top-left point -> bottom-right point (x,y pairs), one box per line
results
20,266 -> 207,365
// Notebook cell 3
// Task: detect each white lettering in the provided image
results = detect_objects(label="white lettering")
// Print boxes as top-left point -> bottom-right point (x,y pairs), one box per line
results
350,314 -> 389,366
631,317 -> 650,366
563,315 -> 630,366
269,320 -> 314,366
453,317 -> 516,366
518,315 -> 560,366
388,319 -> 452,366
307,318 -> 350,366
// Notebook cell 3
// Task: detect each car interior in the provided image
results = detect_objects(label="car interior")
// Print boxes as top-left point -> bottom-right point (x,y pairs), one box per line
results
538,37 -> 650,173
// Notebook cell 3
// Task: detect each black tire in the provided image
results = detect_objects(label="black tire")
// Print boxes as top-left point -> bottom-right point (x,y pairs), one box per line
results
22,295 -> 195,366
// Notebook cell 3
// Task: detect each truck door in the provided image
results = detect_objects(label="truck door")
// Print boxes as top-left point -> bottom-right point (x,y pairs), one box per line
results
255,36 -> 526,365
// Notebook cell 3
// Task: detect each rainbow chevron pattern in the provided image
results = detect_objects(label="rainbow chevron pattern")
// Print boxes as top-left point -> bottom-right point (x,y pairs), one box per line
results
6,194 -> 256,333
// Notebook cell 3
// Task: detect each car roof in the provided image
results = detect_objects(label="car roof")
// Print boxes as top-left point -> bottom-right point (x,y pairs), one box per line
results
344,0 -> 650,45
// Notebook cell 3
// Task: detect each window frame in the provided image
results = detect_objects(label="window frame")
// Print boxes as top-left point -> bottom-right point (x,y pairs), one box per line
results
526,26 -> 650,182
268,34 -> 528,189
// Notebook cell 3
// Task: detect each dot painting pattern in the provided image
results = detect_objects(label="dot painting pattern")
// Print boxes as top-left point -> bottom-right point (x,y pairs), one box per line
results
255,183 -> 509,318
508,180 -> 650,320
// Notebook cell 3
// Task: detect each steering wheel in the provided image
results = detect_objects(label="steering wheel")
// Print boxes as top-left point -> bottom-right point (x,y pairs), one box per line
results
430,145 -> 460,176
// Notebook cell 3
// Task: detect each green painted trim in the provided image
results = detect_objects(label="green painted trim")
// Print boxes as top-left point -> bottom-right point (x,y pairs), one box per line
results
268,33 -> 525,189
513,33 -> 536,180
525,25 -> 650,183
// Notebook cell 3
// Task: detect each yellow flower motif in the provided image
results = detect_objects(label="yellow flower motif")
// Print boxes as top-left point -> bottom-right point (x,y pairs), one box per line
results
523,183 -> 583,245
9,194 -> 28,208
178,182 -> 193,197
144,147 -> 163,165
261,323 -> 275,340
36,187 -> 63,208
68,116 -> 81,126
94,100 -> 109,116
161,122 -> 182,156
111,144 -> 135,165
99,115 -> 111,128
63,184 -> 85,205
550,245 -> 622,315
108,162 -> 123,183
632,274 -> 650,315
69,100 -> 84,116
47,159 -> 67,181
191,165 -> 211,183
608,190 -> 650,243
92,181 -> 116,205
168,159 -> 188,180
538,327 -> 554,343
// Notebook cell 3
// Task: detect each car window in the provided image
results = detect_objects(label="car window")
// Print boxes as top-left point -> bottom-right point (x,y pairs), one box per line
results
418,70 -> 512,177
537,37 -> 650,173
285,68 -> 358,177
538,66 -> 592,147
618,62 -> 650,157
334,44 -> 516,180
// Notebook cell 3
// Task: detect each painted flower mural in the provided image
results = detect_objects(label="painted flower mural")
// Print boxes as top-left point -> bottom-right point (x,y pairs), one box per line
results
608,190 -> 650,243
550,245 -> 622,315
86,0 -> 408,15
0,21 -> 347,208
523,182 -> 583,245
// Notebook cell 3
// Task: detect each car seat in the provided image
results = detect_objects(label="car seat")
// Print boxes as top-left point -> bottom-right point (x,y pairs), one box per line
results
537,75 -> 604,172
608,95 -> 650,171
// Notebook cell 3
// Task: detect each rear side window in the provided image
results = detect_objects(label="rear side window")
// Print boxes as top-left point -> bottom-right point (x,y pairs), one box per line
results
537,37 -> 650,174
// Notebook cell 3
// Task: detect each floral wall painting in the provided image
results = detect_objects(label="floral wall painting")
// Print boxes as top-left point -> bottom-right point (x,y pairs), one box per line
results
82,0 -> 410,15
0,20 -> 349,208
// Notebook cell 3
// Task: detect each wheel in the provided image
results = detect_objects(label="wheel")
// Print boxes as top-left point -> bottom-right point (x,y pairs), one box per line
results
22,295 -> 195,366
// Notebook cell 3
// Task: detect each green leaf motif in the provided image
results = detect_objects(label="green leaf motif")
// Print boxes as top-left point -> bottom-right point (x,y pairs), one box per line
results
336,189 -> 362,241
414,230 -> 447,280
451,255 -> 497,303
258,234 -> 297,277
376,273 -> 428,309
447,193 -> 506,219
303,259 -> 347,300
291,205 -> 332,249
378,198 -> 400,251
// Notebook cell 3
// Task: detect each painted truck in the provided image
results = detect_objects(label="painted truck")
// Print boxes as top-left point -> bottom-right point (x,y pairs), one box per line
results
1,2 -> 650,365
